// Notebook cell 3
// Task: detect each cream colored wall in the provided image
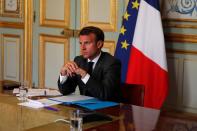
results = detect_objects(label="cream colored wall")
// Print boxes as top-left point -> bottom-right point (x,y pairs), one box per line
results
161,0 -> 197,113
166,52 -> 197,113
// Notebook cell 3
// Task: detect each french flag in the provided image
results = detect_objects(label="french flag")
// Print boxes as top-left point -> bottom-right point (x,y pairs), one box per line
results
115,0 -> 168,109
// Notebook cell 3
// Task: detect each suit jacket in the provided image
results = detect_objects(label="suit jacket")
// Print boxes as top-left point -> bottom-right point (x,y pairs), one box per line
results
58,52 -> 122,102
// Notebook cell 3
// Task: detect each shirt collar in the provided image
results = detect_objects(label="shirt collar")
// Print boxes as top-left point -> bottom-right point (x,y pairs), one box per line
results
87,52 -> 101,65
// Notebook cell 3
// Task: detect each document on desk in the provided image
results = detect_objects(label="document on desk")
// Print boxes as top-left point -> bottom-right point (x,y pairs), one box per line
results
47,89 -> 62,96
27,89 -> 46,96
48,94 -> 94,104
13,88 -> 62,97
28,89 -> 62,96
13,88 -> 19,94
18,100 -> 43,109
18,98 -> 62,109
37,98 -> 62,106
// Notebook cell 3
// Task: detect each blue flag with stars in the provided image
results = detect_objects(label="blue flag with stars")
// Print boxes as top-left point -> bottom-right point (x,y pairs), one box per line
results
114,0 -> 141,82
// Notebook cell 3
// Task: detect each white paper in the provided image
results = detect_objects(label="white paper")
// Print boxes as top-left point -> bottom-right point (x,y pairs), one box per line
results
14,89 -> 62,97
18,99 -> 44,109
37,98 -> 62,106
14,88 -> 47,96
27,89 -> 48,96
46,90 -> 62,96
49,94 -> 94,103
18,98 -> 62,109
27,89 -> 62,96
13,88 -> 19,94
19,102 -> 43,109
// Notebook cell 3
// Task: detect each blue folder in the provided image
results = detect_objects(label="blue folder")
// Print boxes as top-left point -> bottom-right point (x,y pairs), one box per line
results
48,96 -> 119,110
71,98 -> 119,110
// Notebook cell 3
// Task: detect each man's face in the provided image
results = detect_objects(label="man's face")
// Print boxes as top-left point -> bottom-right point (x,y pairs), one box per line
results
79,33 -> 102,60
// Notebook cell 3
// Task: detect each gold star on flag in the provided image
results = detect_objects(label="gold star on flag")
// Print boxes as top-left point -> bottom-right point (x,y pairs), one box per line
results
124,11 -> 130,21
120,26 -> 127,35
132,0 -> 140,10
121,40 -> 129,49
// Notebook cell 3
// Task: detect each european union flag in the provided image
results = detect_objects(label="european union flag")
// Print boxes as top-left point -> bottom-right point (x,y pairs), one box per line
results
114,0 -> 141,82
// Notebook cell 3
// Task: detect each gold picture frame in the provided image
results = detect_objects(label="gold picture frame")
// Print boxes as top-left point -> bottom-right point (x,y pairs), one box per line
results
1,0 -> 22,17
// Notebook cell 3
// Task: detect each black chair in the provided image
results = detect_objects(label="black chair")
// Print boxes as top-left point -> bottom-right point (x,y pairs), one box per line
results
3,81 -> 20,90
121,83 -> 145,106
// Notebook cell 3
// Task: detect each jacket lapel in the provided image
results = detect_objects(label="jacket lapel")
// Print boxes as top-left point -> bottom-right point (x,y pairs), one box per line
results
92,52 -> 104,76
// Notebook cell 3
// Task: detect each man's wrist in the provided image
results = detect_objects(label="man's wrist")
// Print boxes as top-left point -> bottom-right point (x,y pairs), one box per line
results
60,70 -> 67,76
81,74 -> 90,84
81,71 -> 87,78
59,74 -> 68,83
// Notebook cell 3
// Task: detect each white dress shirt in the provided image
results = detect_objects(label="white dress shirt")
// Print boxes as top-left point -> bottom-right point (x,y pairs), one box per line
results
60,52 -> 101,84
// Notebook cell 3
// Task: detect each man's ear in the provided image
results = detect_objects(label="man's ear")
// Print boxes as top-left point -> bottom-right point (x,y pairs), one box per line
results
97,40 -> 103,48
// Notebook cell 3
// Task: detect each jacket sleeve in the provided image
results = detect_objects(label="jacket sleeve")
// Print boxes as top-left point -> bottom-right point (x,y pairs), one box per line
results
85,59 -> 121,101
57,76 -> 77,95
57,57 -> 82,95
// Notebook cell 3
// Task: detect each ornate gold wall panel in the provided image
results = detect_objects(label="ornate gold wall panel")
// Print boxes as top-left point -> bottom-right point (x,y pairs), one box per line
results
40,0 -> 70,28
165,33 -> 197,44
24,0 -> 33,87
1,34 -> 21,82
103,41 -> 116,55
39,34 -> 69,88
167,49 -> 197,55
163,22 -> 197,29
81,0 -> 117,31
0,21 -> 24,29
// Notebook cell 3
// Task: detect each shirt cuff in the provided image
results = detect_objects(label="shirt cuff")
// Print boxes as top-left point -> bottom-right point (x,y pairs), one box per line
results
81,74 -> 90,84
59,74 -> 68,84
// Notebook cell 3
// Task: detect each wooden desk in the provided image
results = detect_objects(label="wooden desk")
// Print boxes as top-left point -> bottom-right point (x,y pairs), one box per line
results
1,93 -> 197,131
0,93 -> 155,131
0,94 -> 118,130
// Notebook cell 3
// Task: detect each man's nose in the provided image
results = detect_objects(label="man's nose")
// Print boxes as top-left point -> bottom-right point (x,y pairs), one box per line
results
81,43 -> 86,49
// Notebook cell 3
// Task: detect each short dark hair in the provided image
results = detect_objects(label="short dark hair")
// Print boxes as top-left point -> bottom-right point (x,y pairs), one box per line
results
79,26 -> 104,42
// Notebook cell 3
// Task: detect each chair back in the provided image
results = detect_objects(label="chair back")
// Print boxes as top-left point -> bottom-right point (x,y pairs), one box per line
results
121,84 -> 145,106
3,81 -> 20,90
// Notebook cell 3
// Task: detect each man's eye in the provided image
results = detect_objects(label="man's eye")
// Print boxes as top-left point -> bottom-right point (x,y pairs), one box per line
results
79,42 -> 91,45
85,42 -> 90,44
84,42 -> 91,45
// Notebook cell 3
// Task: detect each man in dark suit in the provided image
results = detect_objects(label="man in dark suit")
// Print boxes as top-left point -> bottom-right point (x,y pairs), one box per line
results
58,26 -> 122,102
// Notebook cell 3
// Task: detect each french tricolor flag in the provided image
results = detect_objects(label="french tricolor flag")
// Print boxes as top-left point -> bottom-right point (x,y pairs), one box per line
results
115,0 -> 168,109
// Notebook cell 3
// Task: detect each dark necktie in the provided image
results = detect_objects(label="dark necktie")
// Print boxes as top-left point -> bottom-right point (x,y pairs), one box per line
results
87,62 -> 94,75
